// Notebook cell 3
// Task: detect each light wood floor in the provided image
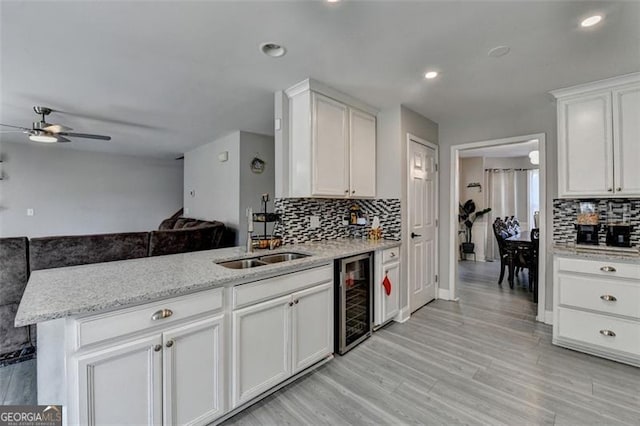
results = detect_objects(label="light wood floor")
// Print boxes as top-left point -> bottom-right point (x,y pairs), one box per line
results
224,261 -> 640,425
2,261 -> 639,425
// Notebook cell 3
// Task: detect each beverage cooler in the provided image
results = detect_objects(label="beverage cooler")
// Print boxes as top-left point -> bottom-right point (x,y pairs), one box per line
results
335,253 -> 373,355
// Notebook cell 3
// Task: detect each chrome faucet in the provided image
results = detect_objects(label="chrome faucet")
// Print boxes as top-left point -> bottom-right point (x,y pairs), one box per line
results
246,231 -> 254,253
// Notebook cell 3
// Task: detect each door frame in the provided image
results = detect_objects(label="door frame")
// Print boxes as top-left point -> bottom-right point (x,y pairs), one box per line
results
449,133 -> 547,323
405,134 -> 439,315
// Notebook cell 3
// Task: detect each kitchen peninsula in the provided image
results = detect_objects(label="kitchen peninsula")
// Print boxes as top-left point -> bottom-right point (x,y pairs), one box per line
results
16,239 -> 400,426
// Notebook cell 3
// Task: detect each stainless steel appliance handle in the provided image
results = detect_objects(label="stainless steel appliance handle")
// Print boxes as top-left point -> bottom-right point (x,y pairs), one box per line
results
151,309 -> 173,321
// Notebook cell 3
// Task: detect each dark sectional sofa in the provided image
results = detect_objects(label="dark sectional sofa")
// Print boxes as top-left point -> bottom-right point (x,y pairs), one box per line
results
0,218 -> 226,356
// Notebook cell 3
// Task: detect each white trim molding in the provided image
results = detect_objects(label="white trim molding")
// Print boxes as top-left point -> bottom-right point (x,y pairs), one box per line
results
550,72 -> 640,99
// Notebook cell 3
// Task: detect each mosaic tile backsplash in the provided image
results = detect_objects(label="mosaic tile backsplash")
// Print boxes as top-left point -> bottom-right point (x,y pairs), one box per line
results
273,198 -> 401,244
553,198 -> 640,247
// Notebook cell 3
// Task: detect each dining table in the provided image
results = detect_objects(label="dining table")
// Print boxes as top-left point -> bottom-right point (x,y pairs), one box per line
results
504,231 -> 537,301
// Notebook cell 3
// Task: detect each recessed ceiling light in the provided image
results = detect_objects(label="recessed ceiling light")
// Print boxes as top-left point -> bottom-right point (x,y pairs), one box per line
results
260,42 -> 286,58
488,46 -> 510,58
581,15 -> 603,27
424,71 -> 438,79
326,0 -> 341,2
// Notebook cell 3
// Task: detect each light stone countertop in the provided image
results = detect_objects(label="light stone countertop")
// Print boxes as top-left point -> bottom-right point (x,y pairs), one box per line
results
552,244 -> 640,263
15,238 -> 400,327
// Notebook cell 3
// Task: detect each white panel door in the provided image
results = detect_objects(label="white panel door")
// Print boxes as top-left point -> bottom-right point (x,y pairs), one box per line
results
163,315 -> 224,426
291,282 -> 333,374
349,108 -> 376,198
231,295 -> 291,408
409,141 -> 437,313
613,85 -> 640,196
311,92 -> 349,197
76,335 -> 162,426
558,92 -> 613,197
380,261 -> 400,323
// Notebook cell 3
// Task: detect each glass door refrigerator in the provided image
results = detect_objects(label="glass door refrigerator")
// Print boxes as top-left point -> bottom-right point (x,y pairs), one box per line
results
335,252 -> 373,355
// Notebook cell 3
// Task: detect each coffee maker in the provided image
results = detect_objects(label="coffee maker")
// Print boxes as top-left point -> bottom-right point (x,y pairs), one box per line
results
605,201 -> 632,247
576,201 -> 600,245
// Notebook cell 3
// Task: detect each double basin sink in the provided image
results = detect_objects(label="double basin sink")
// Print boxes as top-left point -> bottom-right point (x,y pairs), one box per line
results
217,252 -> 310,269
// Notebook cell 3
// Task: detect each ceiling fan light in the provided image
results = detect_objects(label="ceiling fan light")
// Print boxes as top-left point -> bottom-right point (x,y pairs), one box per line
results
529,150 -> 540,165
29,131 -> 58,143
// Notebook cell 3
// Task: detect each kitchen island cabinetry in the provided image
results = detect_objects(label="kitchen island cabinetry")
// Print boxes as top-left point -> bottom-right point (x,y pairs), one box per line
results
552,73 -> 640,198
553,255 -> 640,367
231,265 -> 333,408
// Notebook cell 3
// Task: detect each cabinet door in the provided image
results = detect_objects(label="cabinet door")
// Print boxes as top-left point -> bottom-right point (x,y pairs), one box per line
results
231,295 -> 291,408
557,92 -> 613,197
311,92 -> 349,197
380,261 -> 400,323
349,108 -> 376,198
613,85 -> 640,196
163,315 -> 224,426
291,282 -> 333,374
76,335 -> 162,426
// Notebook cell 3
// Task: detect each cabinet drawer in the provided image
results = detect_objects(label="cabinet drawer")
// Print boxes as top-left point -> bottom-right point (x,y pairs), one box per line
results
233,265 -> 333,309
558,272 -> 640,318
381,247 -> 400,264
76,288 -> 223,349
557,308 -> 640,355
557,257 -> 640,280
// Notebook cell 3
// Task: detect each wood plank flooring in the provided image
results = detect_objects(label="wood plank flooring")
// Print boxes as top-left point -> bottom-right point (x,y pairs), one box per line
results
224,261 -> 640,425
1,261 -> 638,425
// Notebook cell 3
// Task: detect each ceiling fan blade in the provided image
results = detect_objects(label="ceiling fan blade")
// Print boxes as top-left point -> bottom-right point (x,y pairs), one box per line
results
0,123 -> 31,131
43,124 -> 73,133
0,130 -> 28,133
57,132 -> 111,141
55,136 -> 71,143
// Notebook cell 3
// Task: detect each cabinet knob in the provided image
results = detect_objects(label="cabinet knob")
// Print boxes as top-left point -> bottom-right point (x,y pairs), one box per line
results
390,252 -> 396,258
294,299 -> 299,304
344,189 -> 349,194
352,190 -> 355,194
616,187 -> 622,192
600,266 -> 616,272
599,329 -> 616,337
166,339 -> 174,348
151,309 -> 173,321
153,344 -> 162,352
288,301 -> 294,307
600,294 -> 617,302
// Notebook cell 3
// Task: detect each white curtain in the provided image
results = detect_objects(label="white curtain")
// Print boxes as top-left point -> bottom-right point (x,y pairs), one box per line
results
484,169 -> 529,261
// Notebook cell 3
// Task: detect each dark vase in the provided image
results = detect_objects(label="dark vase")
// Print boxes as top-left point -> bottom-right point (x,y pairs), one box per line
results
461,242 -> 475,253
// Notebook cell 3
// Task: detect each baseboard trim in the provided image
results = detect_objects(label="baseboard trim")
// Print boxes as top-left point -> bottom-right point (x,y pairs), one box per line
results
438,288 -> 451,300
540,310 -> 553,325
394,307 -> 410,323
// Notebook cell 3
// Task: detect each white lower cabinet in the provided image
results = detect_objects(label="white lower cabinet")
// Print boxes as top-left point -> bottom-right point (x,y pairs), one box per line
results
70,288 -> 225,426
231,268 -> 333,409
374,247 -> 401,327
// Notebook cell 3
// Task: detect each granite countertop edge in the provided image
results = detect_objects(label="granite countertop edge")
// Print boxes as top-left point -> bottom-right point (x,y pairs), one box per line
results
552,244 -> 640,262
16,239 -> 401,327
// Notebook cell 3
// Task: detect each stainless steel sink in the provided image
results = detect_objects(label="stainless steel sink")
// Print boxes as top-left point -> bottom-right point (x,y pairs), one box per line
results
217,258 -> 268,269
259,252 -> 310,264
216,252 -> 310,269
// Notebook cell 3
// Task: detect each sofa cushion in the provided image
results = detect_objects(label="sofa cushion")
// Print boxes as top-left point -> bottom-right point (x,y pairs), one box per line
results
0,303 -> 30,354
29,232 -> 150,271
0,237 -> 29,305
158,218 -> 178,230
149,222 -> 225,257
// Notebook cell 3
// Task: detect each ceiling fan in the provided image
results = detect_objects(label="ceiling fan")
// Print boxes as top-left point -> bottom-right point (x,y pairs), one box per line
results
0,106 -> 111,143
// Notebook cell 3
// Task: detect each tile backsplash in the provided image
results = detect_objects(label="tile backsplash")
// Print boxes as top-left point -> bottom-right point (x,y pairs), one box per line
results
553,198 -> 640,247
273,198 -> 401,244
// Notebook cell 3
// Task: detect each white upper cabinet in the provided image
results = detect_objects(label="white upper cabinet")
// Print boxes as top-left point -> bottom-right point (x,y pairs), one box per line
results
552,73 -> 640,198
613,85 -> 640,196
281,78 -> 377,198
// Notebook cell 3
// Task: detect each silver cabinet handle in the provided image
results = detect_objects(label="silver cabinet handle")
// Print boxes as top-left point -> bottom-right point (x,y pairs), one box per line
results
153,344 -> 162,352
151,309 -> 173,320
607,188 -> 613,192
600,294 -> 617,302
616,187 -> 622,192
166,339 -> 174,348
390,252 -> 396,258
600,266 -> 616,272
599,330 -> 616,337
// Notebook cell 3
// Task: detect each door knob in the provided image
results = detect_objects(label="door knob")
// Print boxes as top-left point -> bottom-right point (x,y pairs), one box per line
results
411,232 -> 422,238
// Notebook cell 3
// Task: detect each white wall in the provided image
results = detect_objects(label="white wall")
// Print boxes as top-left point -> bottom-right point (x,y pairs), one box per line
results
439,99 -> 557,309
183,131 -> 240,231
239,132 -> 276,240
0,141 -> 183,238
184,131 -> 275,246
459,157 -> 486,261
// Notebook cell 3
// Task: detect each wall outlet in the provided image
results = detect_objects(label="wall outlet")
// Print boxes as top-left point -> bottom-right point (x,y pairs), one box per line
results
26,208 -> 34,216
309,215 -> 320,229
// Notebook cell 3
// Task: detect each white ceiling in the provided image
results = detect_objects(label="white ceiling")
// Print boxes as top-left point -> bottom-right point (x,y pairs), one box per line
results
1,1 -> 638,158
459,139 -> 539,158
